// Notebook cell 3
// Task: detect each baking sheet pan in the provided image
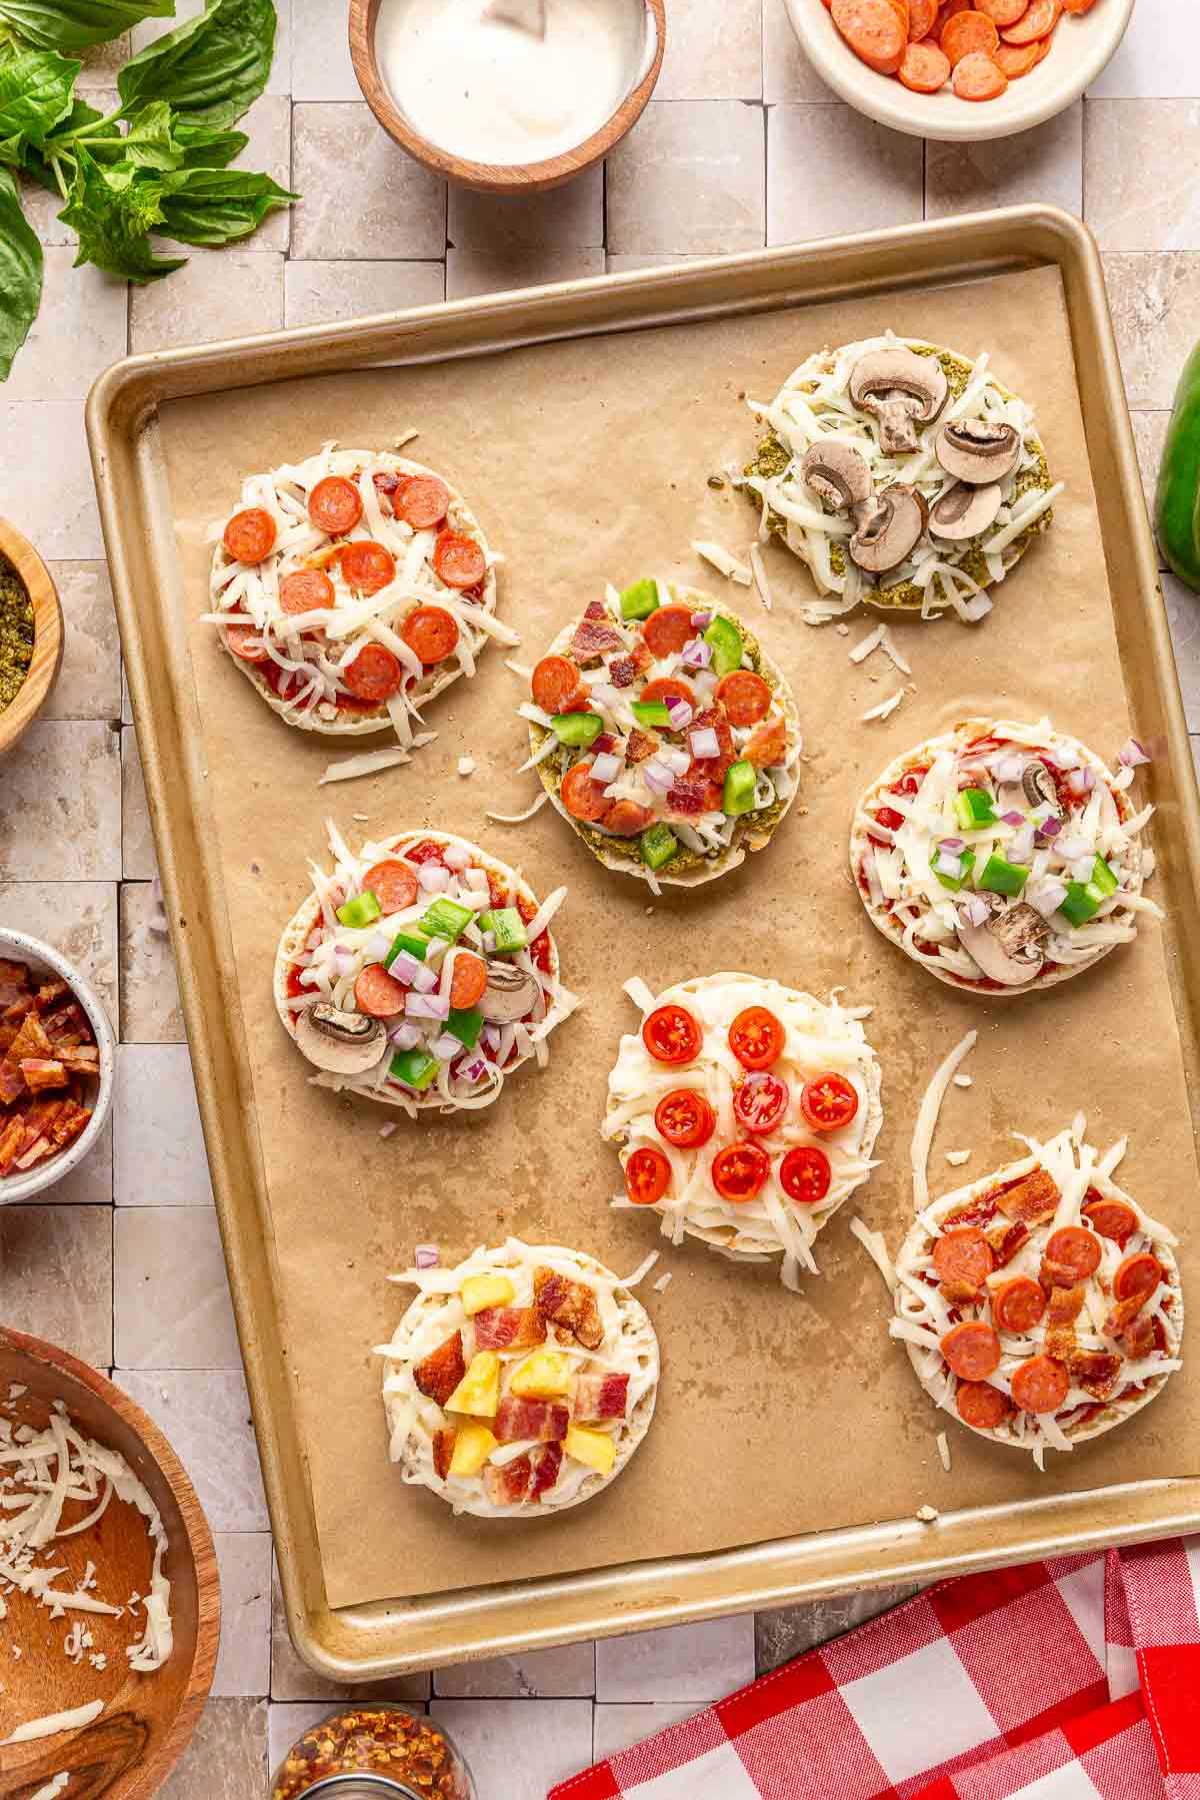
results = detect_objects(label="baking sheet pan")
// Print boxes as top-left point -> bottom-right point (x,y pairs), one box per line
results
87,208 -> 1200,1678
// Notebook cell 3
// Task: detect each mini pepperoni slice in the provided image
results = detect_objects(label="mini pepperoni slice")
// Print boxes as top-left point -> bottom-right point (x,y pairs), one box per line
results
728,1006 -> 785,1071
641,675 -> 697,710
977,0 -> 1026,20
941,1319 -> 1002,1381
395,474 -> 449,530
353,963 -> 407,1018
225,621 -> 269,662
831,0 -> 906,72
953,48 -> 1007,96
279,568 -> 334,615
1001,0 -> 1059,38
711,1141 -> 771,1203
561,761 -> 611,823
532,655 -> 585,714
956,1380 -> 1012,1430
899,38 -> 951,88
994,38 -> 1040,74
991,1274 -> 1046,1333
1044,1225 -> 1102,1281
308,475 -> 363,536
223,507 -> 276,565
779,1145 -> 832,1205
940,7 -> 999,61
343,643 -> 403,703
340,540 -> 397,595
1113,1252 -> 1162,1302
932,1227 -> 994,1291
734,1072 -> 789,1135
907,0 -> 938,33
361,860 -> 419,913
625,1146 -> 671,1206
655,1088 -> 716,1149
643,1003 -> 702,1066
604,799 -> 655,837
432,530 -> 486,590
800,1072 -> 859,1133
1082,1196 -> 1139,1244
1011,1354 -> 1069,1415
402,605 -> 459,666
714,670 -> 772,726
449,950 -> 488,1010
641,604 -> 695,657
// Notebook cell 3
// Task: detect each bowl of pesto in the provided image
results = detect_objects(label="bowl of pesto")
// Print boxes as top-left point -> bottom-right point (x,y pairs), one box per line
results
0,519 -> 63,755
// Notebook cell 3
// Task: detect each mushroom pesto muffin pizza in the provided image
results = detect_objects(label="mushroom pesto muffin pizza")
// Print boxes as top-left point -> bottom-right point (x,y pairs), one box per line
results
202,443 -> 514,744
523,583 -> 801,890
605,973 -> 882,1289
890,1125 -> 1182,1464
378,1240 -> 659,1518
743,335 -> 1060,623
851,718 -> 1159,996
275,824 -> 578,1116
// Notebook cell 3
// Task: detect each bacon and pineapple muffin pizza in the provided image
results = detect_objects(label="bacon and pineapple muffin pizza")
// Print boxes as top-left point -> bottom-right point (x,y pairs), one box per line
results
378,1240 -> 660,1517
743,333 -> 1060,623
851,718 -> 1159,995
890,1125 -> 1183,1464
275,824 -> 578,1117
605,974 -> 882,1289
202,443 -> 514,745
522,582 -> 801,890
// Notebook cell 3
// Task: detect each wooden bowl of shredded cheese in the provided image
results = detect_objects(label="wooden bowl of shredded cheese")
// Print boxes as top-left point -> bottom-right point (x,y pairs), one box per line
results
0,519 -> 63,757
0,1327 -> 220,1798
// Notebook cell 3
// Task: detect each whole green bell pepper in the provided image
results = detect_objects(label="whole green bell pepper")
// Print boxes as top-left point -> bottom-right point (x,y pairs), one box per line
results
1156,341 -> 1200,590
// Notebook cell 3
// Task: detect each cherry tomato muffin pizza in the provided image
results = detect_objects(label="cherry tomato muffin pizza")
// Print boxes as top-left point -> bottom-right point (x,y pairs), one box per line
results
523,582 -> 801,890
378,1240 -> 660,1517
605,974 -> 882,1289
274,825 -> 578,1116
743,334 -> 1060,622
890,1125 -> 1183,1463
202,444 -> 512,744
851,717 -> 1158,996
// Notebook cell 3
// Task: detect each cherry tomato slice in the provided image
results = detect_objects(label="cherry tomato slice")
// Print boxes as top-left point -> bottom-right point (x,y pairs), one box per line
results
654,1088 -> 716,1149
800,1072 -> 859,1133
733,1072 -> 788,1135
625,1146 -> 671,1206
728,1006 -> 785,1071
779,1145 -> 831,1205
711,1141 -> 770,1203
642,1003 -> 702,1066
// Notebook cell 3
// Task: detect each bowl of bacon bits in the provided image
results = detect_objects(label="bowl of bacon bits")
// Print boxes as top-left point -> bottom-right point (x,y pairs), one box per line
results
0,930 -> 115,1199
787,0 -> 1134,140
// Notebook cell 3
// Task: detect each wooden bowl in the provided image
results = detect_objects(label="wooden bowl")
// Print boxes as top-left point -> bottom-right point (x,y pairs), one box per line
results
349,0 -> 666,194
0,1328 -> 219,1800
0,519 -> 63,758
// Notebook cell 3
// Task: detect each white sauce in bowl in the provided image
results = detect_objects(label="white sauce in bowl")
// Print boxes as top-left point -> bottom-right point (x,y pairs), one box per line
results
375,0 -> 650,168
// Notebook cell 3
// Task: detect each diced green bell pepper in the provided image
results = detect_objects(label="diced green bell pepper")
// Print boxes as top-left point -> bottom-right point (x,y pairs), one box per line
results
978,853 -> 1030,897
384,929 -> 431,968
933,847 -> 976,892
722,758 -> 758,816
551,711 -> 604,748
953,787 -> 998,831
1059,857 -> 1119,926
703,615 -> 743,677
446,1007 -> 483,1050
639,823 -> 679,870
390,1048 -> 440,1091
631,698 -> 672,728
1090,855 -> 1119,898
620,577 -> 660,622
480,906 -> 528,953
419,896 -> 474,942
1155,340 -> 1200,591
336,891 -> 382,929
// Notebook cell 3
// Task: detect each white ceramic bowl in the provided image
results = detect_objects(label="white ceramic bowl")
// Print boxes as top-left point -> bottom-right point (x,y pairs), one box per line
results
0,928 -> 115,1202
785,0 -> 1134,141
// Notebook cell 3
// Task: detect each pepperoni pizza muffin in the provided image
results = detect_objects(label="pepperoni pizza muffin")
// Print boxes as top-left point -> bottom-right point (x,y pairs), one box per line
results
378,1240 -> 660,1518
891,1125 -> 1183,1463
605,973 -> 883,1288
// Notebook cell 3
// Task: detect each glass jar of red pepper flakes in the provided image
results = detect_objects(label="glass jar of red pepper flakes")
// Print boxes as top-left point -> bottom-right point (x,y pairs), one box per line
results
269,1705 -> 476,1800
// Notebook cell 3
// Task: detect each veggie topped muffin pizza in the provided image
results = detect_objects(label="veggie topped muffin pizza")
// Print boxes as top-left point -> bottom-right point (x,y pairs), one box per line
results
275,824 -> 578,1116
524,583 -> 801,889
605,973 -> 882,1289
890,1125 -> 1182,1464
743,334 -> 1060,622
851,718 -> 1158,995
203,444 -> 513,745
379,1239 -> 660,1517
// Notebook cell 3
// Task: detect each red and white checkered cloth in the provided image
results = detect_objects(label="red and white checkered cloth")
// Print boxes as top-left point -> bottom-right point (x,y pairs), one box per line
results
551,1537 -> 1200,1800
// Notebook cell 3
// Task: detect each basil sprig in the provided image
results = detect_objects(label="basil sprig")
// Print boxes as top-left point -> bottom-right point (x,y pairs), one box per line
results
118,0 -> 277,129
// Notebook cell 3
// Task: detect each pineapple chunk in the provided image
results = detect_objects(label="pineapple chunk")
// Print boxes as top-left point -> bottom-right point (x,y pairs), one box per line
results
509,1349 -> 572,1399
460,1273 -> 516,1316
564,1424 -> 616,1476
444,1351 -> 500,1418
449,1422 -> 498,1477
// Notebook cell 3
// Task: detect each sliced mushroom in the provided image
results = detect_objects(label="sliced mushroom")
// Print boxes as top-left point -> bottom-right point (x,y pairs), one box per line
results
848,484 -> 927,574
800,440 -> 872,513
847,348 -> 949,456
957,901 -> 1049,987
1022,760 -> 1060,815
479,961 -> 541,1024
928,481 -> 1002,542
294,1003 -> 387,1074
934,419 -> 1021,486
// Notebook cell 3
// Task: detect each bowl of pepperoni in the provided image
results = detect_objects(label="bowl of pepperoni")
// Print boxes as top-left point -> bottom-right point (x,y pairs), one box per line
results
786,0 -> 1134,140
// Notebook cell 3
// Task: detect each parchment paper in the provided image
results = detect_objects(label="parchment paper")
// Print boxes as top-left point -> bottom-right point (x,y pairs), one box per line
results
156,263 -> 1199,1609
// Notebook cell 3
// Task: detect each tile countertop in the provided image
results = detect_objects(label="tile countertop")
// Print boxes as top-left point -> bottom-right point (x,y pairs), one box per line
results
3,0 -> 1200,1792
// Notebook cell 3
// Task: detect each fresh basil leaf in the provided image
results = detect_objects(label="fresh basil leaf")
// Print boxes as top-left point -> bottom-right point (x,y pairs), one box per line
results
117,0 -> 275,129
0,0 -> 174,52
156,164 -> 293,244
110,99 -> 183,168
0,166 -> 42,378
22,96 -> 102,193
59,144 -> 184,281
0,49 -> 78,161
174,116 -> 246,168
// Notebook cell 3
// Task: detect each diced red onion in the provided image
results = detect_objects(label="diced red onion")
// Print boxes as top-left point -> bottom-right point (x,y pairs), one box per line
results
690,610 -> 712,628
389,1020 -> 422,1050
1067,767 -> 1095,797
1037,815 -> 1063,840
366,929 -> 393,960
461,1058 -> 488,1082
389,950 -> 423,984
414,1244 -> 440,1269
429,1031 -> 461,1060
1118,737 -> 1151,768
992,753 -> 1025,782
642,759 -> 675,795
680,636 -> 712,670
409,961 -> 439,994
482,1024 -> 501,1051
442,842 -> 471,871
1010,825 -> 1035,866
961,894 -> 991,927
999,810 -> 1024,828
938,836 -> 965,852
666,697 -> 694,730
481,930 -> 496,953
333,948 -> 357,977
591,751 -> 623,785
690,726 -> 720,760
1055,836 -> 1091,864
405,991 -> 450,1020
418,862 -> 450,892
1028,877 -> 1068,918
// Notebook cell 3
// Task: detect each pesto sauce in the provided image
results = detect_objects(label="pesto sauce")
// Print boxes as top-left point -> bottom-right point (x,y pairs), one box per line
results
0,555 -> 33,715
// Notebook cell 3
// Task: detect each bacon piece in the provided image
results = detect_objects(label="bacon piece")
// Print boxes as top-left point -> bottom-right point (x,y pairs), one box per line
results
688,704 -> 735,780
624,727 -> 659,765
0,1114 -> 25,1175
483,1454 -> 533,1506
609,656 -> 637,688
1068,1349 -> 1121,1398
667,773 -> 722,817
18,1058 -> 67,1093
745,715 -> 787,769
42,1003 -> 87,1046
570,602 -> 623,665
34,979 -> 70,1013
534,1266 -> 604,1350
1104,1289 -> 1154,1344
528,1441 -> 563,1501
472,1306 -> 546,1352
1041,1253 -> 1085,1291
2,994 -> 35,1025
50,1104 -> 90,1149
0,1062 -> 25,1106
0,957 -> 31,995
945,1195 -> 999,1230
573,1371 -> 629,1421
984,1219 -> 1029,1269
13,1134 -> 53,1171
432,1427 -> 456,1481
493,1396 -> 569,1444
1047,1285 -> 1085,1325
1122,1314 -> 1157,1360
413,1330 -> 466,1408
57,1047 -> 99,1076
0,1024 -> 17,1057
996,1168 -> 1060,1226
